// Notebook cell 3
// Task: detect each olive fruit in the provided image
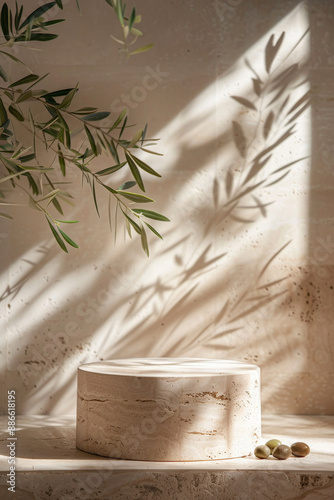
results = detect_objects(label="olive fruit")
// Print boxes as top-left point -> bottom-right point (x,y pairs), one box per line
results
273,444 -> 291,460
265,439 -> 282,454
291,442 -> 310,457
254,444 -> 271,459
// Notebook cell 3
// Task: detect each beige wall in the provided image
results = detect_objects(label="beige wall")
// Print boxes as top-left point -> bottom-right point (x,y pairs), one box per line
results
0,0 -> 333,415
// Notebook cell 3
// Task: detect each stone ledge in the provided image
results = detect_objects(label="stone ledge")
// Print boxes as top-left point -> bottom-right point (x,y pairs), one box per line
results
0,415 -> 333,499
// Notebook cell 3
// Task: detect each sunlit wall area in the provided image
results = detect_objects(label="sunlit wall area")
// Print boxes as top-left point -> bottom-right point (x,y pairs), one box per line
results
0,0 -> 333,416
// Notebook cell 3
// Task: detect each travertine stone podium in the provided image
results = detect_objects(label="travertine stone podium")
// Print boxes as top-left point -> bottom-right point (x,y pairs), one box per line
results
76,358 -> 261,461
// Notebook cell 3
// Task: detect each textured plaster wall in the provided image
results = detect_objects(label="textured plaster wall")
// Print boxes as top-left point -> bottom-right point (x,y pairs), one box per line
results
0,0 -> 333,415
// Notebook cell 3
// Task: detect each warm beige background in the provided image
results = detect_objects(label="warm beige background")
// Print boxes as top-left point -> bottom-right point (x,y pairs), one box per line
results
0,0 -> 333,415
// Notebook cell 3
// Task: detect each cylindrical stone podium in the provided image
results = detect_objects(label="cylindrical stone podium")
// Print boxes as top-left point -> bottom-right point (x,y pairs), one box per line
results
76,358 -> 261,461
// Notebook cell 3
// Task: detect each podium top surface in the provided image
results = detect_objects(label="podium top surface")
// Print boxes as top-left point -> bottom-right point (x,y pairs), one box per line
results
78,358 -> 260,377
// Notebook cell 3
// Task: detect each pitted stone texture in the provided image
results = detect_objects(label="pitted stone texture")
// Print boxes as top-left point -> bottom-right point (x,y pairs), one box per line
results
76,358 -> 261,461
1,471 -> 333,500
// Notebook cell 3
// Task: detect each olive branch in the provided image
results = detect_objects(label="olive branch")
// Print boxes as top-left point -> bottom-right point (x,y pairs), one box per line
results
0,0 -> 168,256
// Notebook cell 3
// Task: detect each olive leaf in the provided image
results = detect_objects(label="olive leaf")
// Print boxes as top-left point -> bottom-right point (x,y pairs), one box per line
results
128,128 -> 143,148
46,217 -> 68,253
118,181 -> 136,191
19,2 -> 56,29
1,3 -> 10,41
84,125 -> 97,156
108,109 -> 127,132
58,146 -> 66,176
117,191 -> 154,203
15,33 -> 59,42
129,153 -> 161,177
132,209 -> 170,221
0,98 -> 8,126
9,74 -> 39,88
8,104 -> 24,122
125,152 -> 145,191
0,65 -> 8,82
96,162 -> 127,176
140,224 -> 149,256
83,111 -> 110,121
120,206 -> 141,234
130,44 -> 153,55
144,221 -> 163,240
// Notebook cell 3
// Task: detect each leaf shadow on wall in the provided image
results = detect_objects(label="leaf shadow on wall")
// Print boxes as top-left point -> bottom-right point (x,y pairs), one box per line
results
2,26 -> 318,415
107,31 -> 311,350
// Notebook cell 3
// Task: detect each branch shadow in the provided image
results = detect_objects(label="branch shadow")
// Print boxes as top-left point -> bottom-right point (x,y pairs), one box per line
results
2,1 -> 323,418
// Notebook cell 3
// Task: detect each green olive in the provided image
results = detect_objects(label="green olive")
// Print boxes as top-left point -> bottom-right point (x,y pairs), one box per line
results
254,444 -> 271,459
265,438 -> 282,454
291,442 -> 310,457
273,444 -> 291,460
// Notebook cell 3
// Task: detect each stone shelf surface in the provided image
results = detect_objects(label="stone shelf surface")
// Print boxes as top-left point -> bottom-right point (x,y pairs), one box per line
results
0,415 -> 333,499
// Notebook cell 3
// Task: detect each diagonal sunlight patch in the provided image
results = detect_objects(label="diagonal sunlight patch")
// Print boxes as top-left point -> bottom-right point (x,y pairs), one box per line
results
3,2 -> 313,415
